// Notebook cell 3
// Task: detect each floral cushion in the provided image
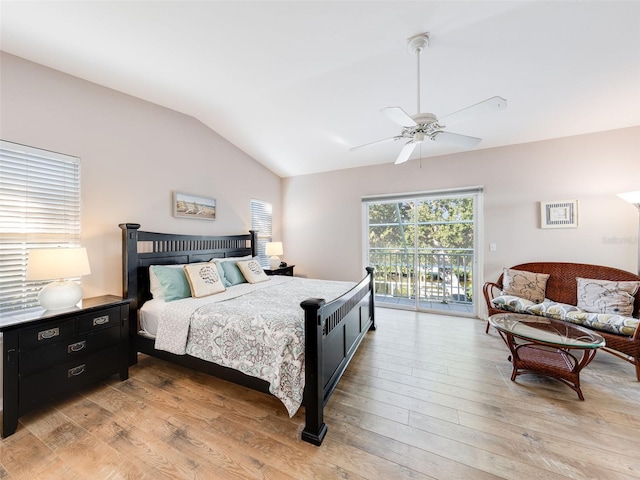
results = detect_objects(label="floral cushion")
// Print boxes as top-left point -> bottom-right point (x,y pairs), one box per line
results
565,311 -> 639,336
491,295 -> 536,313
527,300 -> 583,320
576,277 -> 640,317
501,268 -> 550,303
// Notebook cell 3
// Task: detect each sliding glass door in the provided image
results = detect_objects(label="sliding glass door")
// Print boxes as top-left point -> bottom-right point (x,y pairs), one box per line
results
364,189 -> 480,315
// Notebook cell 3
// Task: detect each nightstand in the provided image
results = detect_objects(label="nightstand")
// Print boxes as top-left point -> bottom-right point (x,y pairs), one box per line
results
0,295 -> 129,438
264,265 -> 295,276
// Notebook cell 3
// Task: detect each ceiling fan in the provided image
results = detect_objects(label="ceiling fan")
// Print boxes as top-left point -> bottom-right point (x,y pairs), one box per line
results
351,33 -> 507,164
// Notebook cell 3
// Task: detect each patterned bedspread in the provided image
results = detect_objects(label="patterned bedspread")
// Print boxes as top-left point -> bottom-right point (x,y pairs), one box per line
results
153,276 -> 355,416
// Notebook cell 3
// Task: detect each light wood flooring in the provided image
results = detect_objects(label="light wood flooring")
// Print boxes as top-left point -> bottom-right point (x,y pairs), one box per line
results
1,308 -> 639,479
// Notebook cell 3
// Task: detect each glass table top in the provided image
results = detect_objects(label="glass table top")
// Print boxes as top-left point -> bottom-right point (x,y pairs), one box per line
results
489,313 -> 606,349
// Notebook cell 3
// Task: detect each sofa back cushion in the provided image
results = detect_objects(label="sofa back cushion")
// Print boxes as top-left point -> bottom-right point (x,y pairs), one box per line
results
576,277 -> 640,316
502,268 -> 549,303
496,262 -> 640,318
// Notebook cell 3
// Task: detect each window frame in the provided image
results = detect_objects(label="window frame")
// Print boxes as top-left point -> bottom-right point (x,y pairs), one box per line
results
250,199 -> 273,267
0,140 -> 81,313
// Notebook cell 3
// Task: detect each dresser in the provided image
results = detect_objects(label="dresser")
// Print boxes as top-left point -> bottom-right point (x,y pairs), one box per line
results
0,295 -> 129,437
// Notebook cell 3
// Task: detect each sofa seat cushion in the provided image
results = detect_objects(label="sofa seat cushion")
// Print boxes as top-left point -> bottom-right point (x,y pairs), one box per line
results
527,300 -> 584,320
491,295 -> 537,314
565,311 -> 638,337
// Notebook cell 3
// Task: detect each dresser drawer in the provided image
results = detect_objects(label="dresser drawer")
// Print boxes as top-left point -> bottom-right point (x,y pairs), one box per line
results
19,325 -> 121,376
19,319 -> 75,351
19,345 -> 119,414
77,307 -> 120,333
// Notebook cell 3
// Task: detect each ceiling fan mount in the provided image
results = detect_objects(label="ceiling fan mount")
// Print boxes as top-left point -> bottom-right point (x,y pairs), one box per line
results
407,32 -> 429,55
350,32 -> 507,164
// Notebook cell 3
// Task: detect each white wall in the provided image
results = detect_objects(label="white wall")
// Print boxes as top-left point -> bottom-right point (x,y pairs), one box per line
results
0,52 -> 282,298
283,127 -> 640,316
2,52 -> 638,319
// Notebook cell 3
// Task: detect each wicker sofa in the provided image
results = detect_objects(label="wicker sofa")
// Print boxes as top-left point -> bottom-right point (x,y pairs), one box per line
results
483,262 -> 640,380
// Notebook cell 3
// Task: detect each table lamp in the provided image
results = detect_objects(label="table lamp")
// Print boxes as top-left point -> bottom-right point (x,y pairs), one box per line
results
26,247 -> 91,310
265,241 -> 283,269
617,191 -> 640,275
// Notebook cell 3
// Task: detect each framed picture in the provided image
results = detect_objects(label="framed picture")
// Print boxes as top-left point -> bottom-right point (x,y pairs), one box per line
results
173,191 -> 216,220
540,199 -> 578,229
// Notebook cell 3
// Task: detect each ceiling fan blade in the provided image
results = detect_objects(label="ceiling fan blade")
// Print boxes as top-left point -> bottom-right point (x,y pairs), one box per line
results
394,141 -> 419,164
381,107 -> 417,127
349,135 -> 405,151
431,131 -> 481,148
439,96 -> 507,126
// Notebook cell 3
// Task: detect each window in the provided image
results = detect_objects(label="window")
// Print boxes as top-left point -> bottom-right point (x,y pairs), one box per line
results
250,199 -> 272,266
0,140 -> 81,313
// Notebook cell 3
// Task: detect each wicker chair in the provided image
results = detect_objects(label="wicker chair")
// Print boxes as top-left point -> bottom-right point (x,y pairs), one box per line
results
484,262 -> 640,381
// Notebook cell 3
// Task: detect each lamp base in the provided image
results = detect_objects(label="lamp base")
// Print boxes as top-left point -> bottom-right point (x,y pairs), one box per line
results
38,280 -> 82,311
269,256 -> 281,269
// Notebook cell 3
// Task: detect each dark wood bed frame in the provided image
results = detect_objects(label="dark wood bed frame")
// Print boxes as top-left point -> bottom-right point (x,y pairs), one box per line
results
120,223 -> 375,445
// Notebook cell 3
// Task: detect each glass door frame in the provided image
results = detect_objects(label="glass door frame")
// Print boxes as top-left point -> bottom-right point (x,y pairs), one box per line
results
362,187 -> 483,316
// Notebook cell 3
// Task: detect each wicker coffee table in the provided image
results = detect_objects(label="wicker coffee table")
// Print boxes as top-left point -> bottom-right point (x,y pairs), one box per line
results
489,313 -> 605,400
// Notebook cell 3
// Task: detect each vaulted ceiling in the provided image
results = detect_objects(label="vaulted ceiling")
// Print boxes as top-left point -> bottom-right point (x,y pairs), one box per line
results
1,1 -> 639,177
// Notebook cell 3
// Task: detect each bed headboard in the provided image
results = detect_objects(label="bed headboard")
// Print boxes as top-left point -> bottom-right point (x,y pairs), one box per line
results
119,223 -> 257,313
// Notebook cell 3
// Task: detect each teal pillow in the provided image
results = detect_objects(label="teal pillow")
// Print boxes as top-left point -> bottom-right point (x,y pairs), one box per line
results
150,265 -> 192,301
220,261 -> 247,286
213,261 -> 231,288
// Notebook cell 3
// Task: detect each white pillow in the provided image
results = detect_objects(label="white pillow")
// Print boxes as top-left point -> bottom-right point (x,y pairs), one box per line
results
237,258 -> 270,284
183,263 -> 226,298
213,255 -> 252,263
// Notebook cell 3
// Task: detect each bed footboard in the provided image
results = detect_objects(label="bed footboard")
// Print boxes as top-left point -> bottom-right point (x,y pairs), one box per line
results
300,266 -> 375,445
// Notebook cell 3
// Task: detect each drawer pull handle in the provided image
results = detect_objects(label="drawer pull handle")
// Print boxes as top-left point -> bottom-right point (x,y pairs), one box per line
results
68,340 -> 86,353
38,327 -> 59,340
93,315 -> 109,326
68,365 -> 86,377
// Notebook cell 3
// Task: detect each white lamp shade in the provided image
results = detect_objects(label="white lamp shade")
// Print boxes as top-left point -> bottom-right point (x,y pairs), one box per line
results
618,191 -> 640,206
265,242 -> 283,269
26,247 -> 90,311
265,242 -> 283,256
26,247 -> 91,281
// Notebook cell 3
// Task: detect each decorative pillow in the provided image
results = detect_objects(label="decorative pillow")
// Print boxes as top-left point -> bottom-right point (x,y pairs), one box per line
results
501,268 -> 549,303
491,295 -> 536,314
527,300 -> 583,320
218,260 -> 247,286
565,311 -> 639,336
237,259 -> 270,284
149,265 -> 192,302
183,263 -> 226,297
576,277 -> 640,317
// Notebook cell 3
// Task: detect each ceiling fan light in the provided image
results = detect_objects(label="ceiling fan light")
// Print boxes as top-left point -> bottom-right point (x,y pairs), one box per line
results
414,132 -> 425,143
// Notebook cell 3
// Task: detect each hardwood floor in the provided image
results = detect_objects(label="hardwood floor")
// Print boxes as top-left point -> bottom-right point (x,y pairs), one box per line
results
1,308 -> 639,479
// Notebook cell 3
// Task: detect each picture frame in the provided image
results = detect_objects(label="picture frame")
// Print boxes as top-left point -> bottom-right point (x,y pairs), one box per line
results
173,191 -> 216,220
540,199 -> 578,229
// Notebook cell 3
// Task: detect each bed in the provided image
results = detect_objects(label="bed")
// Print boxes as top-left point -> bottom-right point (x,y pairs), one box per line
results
120,223 -> 375,445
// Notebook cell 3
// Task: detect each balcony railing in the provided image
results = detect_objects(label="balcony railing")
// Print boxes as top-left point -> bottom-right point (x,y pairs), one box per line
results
370,248 -> 473,305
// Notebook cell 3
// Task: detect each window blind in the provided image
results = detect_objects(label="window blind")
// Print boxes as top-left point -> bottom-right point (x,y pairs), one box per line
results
250,199 -> 272,266
0,140 -> 81,313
